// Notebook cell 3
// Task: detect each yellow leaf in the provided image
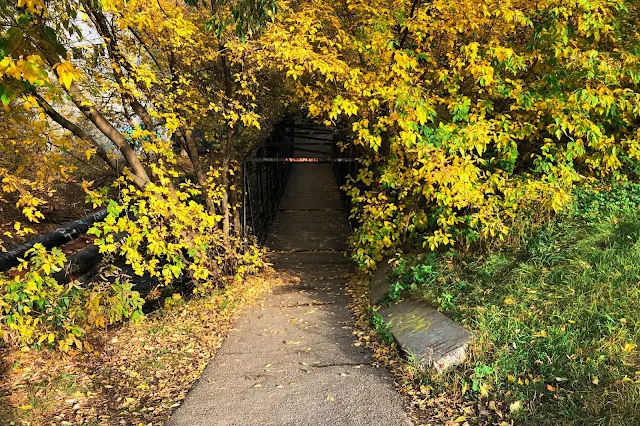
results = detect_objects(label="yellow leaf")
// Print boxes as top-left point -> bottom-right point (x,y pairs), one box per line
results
25,281 -> 37,293
453,415 -> 466,423
120,397 -> 137,409
479,382 -> 490,397
592,376 -> 599,385
54,62 -> 82,90
510,400 -> 522,413
623,343 -> 636,353
85,148 -> 96,161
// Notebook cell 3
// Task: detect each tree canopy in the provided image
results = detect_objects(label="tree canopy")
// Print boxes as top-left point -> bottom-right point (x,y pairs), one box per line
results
258,0 -> 640,266
1,0 -> 639,347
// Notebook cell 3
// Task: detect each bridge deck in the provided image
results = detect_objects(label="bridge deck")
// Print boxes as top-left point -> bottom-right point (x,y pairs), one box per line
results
169,131 -> 410,425
266,163 -> 350,251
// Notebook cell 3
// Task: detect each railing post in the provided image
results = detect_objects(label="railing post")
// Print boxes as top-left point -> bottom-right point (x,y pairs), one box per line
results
242,160 -> 248,250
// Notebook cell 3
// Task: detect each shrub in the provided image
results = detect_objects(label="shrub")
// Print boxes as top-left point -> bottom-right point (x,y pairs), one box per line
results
0,244 -> 144,351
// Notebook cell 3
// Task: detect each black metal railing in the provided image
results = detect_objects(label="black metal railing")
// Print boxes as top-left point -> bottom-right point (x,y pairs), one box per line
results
242,119 -> 359,245
242,120 -> 295,245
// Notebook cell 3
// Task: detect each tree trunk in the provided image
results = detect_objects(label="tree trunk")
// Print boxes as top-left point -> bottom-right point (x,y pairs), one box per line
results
86,3 -> 155,132
36,39 -> 151,189
230,168 -> 242,232
66,83 -> 151,189
220,49 -> 235,238
163,50 -> 216,212
35,93 -> 122,174
179,128 -> 216,213
221,130 -> 234,238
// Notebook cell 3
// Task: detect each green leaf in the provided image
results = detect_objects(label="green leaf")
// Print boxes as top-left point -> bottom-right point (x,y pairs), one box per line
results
16,13 -> 32,25
0,37 -> 8,58
1,91 -> 11,107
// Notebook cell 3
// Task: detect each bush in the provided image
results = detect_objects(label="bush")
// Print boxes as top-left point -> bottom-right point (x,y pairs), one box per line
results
0,171 -> 264,351
89,176 -> 264,295
0,244 -> 144,351
571,181 -> 640,219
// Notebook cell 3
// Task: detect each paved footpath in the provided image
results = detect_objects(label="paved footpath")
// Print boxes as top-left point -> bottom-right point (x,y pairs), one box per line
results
169,135 -> 411,426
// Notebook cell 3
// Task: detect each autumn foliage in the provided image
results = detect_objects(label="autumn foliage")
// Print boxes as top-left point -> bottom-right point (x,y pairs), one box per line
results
256,0 -> 640,267
1,1 -> 639,425
1,0 -> 639,349
0,0 -> 271,348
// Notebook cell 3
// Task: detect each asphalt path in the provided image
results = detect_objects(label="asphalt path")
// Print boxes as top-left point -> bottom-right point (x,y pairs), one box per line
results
169,142 -> 411,426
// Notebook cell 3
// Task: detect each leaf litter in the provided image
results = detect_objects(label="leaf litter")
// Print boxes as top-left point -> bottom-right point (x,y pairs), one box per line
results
0,272 -> 283,425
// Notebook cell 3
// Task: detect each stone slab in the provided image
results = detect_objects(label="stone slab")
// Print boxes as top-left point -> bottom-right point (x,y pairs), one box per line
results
380,300 -> 472,373
369,258 -> 393,304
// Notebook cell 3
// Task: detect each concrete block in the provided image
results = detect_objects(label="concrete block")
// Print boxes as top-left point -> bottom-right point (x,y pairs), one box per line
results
369,258 -> 393,304
380,300 -> 472,373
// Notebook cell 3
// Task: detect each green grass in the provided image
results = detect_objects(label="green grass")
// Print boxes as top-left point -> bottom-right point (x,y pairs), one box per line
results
370,310 -> 395,344
393,186 -> 640,425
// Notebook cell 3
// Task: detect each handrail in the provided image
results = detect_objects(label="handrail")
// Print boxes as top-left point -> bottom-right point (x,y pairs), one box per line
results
241,118 -> 359,245
247,157 -> 356,163
242,119 -> 295,245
